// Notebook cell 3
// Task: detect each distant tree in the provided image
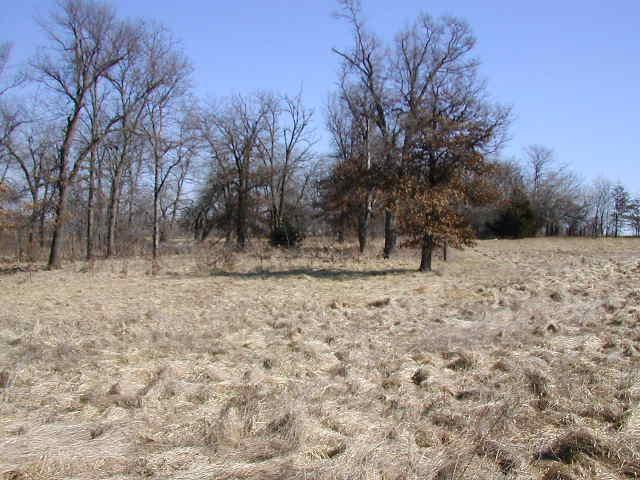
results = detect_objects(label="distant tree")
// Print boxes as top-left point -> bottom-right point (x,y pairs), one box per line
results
0,180 -> 19,232
523,146 -> 584,236
610,183 -> 630,237
1,112 -> 57,253
188,158 -> 236,242
144,98 -> 193,266
258,92 -> 315,240
157,107 -> 199,242
488,190 -> 538,238
0,44 -> 28,241
0,43 -> 25,205
587,178 -> 613,236
468,159 -> 523,237
626,197 -> 640,237
200,94 -> 270,249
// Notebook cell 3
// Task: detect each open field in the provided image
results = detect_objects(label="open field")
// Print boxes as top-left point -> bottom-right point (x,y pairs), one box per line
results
1,238 -> 640,479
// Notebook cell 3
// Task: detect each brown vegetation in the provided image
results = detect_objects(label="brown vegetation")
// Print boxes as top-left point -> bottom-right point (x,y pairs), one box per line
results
1,238 -> 639,479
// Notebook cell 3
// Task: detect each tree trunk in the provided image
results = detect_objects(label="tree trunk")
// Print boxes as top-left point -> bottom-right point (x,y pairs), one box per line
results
27,196 -> 40,260
48,181 -> 69,269
443,242 -> 448,262
237,187 -> 248,250
106,169 -> 123,258
47,101 -> 84,269
383,208 -> 397,259
357,200 -> 371,254
86,146 -> 96,260
152,158 -> 160,264
357,217 -> 368,254
419,234 -> 434,272
38,193 -> 47,248
27,220 -> 36,260
276,171 -> 287,231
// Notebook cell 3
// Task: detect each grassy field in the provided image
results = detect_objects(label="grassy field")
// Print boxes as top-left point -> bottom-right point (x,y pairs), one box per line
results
1,238 -> 639,479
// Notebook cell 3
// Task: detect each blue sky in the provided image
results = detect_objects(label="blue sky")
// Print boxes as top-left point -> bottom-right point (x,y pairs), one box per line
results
2,0 -> 639,193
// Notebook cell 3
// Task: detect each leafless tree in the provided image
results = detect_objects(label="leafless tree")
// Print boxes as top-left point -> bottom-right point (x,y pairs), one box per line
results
1,107 -> 58,253
141,34 -> 192,263
81,81 -> 110,260
588,177 -> 613,236
0,42 -> 25,99
145,104 -> 191,264
159,106 -> 199,240
626,196 -> 640,237
326,85 -> 380,252
333,0 -> 400,257
526,145 -> 554,195
33,0 -> 134,268
101,21 -> 192,258
0,43 -> 11,86
610,183 -> 629,237
0,43 -> 24,186
200,94 -> 270,249
524,146 -> 584,235
258,91 -> 316,238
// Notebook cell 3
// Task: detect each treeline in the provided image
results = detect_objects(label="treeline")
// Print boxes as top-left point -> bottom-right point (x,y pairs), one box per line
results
479,146 -> 640,240
0,0 -> 637,271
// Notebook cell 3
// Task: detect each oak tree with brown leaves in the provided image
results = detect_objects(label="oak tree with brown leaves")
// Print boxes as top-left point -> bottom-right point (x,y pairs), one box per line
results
394,17 -> 510,271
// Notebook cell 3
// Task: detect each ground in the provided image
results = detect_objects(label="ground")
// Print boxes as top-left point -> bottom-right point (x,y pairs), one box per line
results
1,238 -> 639,480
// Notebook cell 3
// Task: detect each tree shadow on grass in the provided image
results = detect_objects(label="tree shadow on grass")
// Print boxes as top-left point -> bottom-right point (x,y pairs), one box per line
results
200,267 -> 415,281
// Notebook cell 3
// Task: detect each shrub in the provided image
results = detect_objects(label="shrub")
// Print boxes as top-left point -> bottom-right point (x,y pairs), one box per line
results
270,221 -> 304,248
487,195 -> 538,238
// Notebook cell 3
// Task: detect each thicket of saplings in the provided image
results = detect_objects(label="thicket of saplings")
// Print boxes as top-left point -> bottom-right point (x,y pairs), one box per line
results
0,0 -> 638,272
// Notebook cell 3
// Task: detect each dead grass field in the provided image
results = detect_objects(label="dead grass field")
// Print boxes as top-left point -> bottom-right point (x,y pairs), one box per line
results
1,238 -> 639,479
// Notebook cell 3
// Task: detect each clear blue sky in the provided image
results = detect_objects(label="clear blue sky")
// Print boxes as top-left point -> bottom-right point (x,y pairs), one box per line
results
2,0 -> 638,193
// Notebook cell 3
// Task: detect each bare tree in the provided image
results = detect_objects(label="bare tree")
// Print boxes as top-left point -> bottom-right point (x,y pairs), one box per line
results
200,94 -> 270,249
526,145 -> 554,195
524,146 -> 585,235
325,86 -> 379,252
586,177 -> 613,236
103,22 -> 187,258
33,0 -> 134,268
333,0 -> 400,257
141,36 -> 192,263
0,43 -> 25,189
82,81 -> 110,260
626,196 -> 640,237
159,107 -> 199,239
610,183 -> 629,237
0,43 -> 10,86
0,42 -> 25,99
258,91 -> 315,239
1,112 -> 58,255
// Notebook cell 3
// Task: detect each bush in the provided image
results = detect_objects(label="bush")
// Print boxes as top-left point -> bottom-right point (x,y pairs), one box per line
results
270,221 -> 304,248
487,196 -> 538,238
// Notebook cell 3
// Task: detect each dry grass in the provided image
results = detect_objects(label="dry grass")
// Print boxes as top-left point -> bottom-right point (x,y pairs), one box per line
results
1,237 -> 640,479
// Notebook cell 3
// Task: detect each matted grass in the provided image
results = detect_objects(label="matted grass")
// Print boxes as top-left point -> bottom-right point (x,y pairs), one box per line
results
1,238 -> 639,479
